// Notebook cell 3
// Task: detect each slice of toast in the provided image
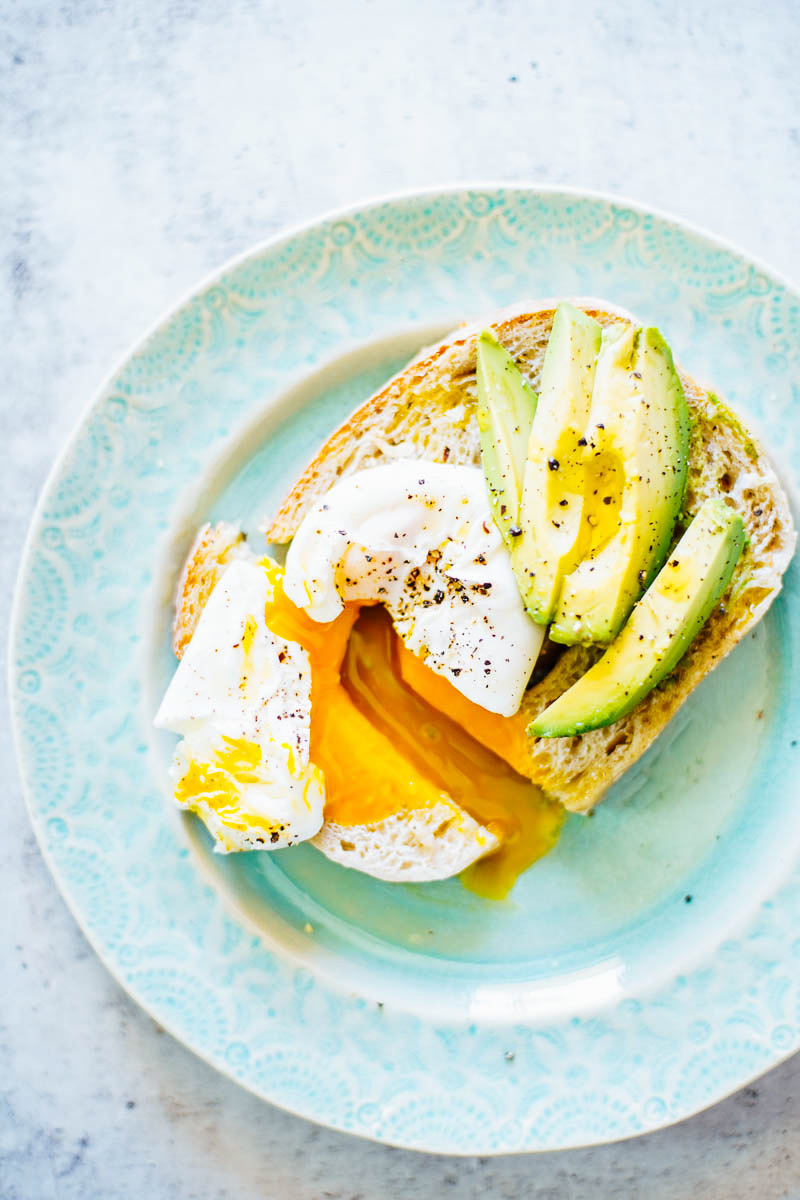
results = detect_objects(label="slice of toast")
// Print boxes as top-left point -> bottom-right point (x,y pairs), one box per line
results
263,301 -> 796,813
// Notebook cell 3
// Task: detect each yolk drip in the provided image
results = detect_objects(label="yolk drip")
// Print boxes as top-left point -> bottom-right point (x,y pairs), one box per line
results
396,638 -> 534,778
176,735 -> 278,836
260,561 -> 564,898
239,614 -> 259,697
341,608 -> 564,899
260,563 -> 448,827
582,447 -> 624,555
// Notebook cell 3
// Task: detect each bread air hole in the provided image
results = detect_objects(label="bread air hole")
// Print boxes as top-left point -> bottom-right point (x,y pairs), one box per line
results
605,730 -> 630,754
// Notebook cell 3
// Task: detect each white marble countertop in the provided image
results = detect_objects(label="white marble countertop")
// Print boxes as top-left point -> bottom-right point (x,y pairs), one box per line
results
3,2 -> 800,1196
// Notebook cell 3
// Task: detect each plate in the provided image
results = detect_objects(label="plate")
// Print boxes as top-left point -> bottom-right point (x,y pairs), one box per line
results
10,186 -> 800,1155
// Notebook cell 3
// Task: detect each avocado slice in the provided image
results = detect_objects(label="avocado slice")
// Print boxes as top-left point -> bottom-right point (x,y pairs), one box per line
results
550,324 -> 690,645
530,496 -> 745,737
512,302 -> 603,623
476,331 -> 538,547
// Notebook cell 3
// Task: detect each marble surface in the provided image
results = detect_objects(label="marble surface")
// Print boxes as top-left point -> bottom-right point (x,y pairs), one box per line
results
3,1 -> 800,1196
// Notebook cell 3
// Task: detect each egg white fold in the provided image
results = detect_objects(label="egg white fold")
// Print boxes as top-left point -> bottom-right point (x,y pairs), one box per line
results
283,460 -> 543,716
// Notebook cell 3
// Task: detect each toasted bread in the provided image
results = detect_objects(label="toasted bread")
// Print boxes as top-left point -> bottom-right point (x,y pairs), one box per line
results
263,301 -> 796,813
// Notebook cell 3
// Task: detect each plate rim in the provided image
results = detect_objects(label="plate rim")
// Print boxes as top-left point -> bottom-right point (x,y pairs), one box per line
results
9,182 -> 800,1155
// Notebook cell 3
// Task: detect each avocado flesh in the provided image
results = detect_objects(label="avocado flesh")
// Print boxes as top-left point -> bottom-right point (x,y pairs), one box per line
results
530,496 -> 745,737
550,325 -> 690,646
476,331 -> 538,547
512,302 -> 603,624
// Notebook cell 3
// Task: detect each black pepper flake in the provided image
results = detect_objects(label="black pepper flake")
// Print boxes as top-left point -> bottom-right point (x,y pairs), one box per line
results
578,437 -> 587,447
559,499 -> 568,507
270,832 -> 280,844
433,590 -> 445,604
602,496 -> 612,505
452,668 -> 462,677
548,458 -> 560,471
596,422 -> 605,430
508,525 -> 523,538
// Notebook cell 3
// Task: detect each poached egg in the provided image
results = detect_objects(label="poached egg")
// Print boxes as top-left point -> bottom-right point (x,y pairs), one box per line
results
153,460 -> 556,889
282,460 -> 544,716
154,558 -> 324,852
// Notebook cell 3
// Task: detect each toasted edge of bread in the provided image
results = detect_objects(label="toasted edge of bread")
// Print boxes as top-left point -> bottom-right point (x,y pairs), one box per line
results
261,300 -> 796,813
172,521 -> 250,659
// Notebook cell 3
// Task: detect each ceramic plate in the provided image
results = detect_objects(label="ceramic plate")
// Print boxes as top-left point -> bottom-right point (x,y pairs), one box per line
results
11,187 -> 800,1154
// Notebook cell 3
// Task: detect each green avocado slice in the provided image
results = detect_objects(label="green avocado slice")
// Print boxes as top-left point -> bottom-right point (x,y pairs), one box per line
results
476,331 -> 538,547
512,302 -> 603,623
549,324 -> 690,645
530,496 -> 745,737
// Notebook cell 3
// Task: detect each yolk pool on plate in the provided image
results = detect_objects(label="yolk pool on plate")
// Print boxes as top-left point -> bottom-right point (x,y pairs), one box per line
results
261,561 -> 564,898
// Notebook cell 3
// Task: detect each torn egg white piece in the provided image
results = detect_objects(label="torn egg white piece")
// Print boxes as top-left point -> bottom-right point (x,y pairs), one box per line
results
282,460 -> 544,716
154,559 -> 324,852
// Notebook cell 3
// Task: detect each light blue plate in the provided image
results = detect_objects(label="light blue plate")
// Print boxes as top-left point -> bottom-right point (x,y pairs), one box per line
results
10,187 -> 800,1154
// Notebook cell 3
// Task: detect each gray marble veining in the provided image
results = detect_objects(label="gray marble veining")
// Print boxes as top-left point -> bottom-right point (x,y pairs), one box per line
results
3,1 -> 800,1196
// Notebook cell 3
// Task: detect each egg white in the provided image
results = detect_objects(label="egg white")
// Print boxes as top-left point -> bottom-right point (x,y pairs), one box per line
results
283,460 -> 544,716
154,559 -> 324,852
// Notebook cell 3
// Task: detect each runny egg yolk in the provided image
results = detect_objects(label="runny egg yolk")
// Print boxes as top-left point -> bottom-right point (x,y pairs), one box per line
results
261,560 -> 564,898
342,609 -> 564,898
